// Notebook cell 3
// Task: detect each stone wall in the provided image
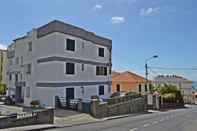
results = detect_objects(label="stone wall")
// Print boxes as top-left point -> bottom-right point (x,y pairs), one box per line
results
90,96 -> 147,118
0,108 -> 54,129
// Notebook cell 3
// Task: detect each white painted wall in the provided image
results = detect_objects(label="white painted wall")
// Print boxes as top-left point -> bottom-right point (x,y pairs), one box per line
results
7,29 -> 112,108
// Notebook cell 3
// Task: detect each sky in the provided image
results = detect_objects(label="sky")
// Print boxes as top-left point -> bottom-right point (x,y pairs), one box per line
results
0,0 -> 197,81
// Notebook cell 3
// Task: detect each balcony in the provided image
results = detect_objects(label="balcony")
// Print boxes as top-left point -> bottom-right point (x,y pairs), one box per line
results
15,81 -> 26,87
7,50 -> 15,58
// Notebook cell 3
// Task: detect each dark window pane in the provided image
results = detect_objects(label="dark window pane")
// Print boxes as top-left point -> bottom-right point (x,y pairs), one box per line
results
81,64 -> 84,71
98,48 -> 104,57
139,84 -> 142,92
96,67 -> 99,75
28,42 -> 32,51
116,84 -> 120,92
66,39 -> 75,51
145,84 -> 148,92
99,86 -> 104,95
9,74 -> 12,80
104,67 -> 107,76
66,63 -> 75,74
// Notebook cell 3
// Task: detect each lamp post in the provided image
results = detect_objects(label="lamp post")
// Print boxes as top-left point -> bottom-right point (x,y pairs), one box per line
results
145,55 -> 158,88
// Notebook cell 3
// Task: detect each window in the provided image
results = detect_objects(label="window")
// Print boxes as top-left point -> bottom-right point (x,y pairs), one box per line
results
96,66 -> 107,76
27,64 -> 31,74
20,73 -> 23,80
139,84 -> 142,93
66,39 -> 75,51
145,84 -> 148,92
26,87 -> 30,98
66,63 -> 75,74
21,56 -> 23,66
28,42 -> 32,51
98,48 -> 104,57
81,64 -> 84,71
9,74 -> 12,80
82,42 -> 85,48
81,87 -> 84,95
15,74 -> 18,82
99,85 -> 104,95
116,84 -> 120,92
15,57 -> 19,65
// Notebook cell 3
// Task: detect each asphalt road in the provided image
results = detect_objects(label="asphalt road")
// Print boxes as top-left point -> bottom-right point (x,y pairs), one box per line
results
48,105 -> 197,131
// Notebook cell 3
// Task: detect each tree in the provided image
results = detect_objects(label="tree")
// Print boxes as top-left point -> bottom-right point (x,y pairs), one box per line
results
0,84 -> 7,95
153,84 -> 184,104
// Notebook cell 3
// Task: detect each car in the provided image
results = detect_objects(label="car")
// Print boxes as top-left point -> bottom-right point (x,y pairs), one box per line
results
110,91 -> 127,98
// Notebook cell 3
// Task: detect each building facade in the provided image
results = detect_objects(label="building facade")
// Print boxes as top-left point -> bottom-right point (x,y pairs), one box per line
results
112,71 -> 151,94
0,49 -> 7,84
154,75 -> 194,104
7,20 -> 112,108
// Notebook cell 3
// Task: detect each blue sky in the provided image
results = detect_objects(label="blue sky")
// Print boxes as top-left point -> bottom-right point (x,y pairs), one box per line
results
0,0 -> 197,81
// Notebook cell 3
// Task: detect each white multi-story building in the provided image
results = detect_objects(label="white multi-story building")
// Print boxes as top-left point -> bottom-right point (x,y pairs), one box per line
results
6,20 -> 112,108
154,75 -> 194,104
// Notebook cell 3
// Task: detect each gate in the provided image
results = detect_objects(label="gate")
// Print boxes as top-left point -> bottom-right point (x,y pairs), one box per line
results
81,102 -> 91,113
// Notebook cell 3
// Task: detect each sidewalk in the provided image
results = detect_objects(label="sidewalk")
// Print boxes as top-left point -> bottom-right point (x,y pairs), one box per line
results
1,111 -> 150,130
54,113 -> 100,127
0,124 -> 57,131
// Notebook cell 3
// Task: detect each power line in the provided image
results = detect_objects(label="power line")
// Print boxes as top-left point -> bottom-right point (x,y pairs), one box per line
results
149,66 -> 197,71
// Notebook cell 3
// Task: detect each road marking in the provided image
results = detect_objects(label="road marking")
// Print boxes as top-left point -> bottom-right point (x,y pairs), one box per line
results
152,121 -> 158,124
143,123 -> 150,127
129,128 -> 138,131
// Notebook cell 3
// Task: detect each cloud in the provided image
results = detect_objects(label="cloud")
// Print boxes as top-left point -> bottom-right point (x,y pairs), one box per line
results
93,4 -> 103,11
140,7 -> 160,16
111,16 -> 125,24
0,44 -> 7,50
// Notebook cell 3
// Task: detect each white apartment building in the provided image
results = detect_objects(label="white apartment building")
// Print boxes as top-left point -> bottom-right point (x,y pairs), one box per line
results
154,75 -> 194,104
6,20 -> 112,108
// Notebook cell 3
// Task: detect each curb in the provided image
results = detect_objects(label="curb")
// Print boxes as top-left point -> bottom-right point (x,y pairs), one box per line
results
54,112 -> 150,129
27,126 -> 58,131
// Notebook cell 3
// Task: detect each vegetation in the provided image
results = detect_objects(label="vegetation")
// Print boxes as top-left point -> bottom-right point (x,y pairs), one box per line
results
126,91 -> 141,98
153,84 -> 184,104
0,84 -> 7,95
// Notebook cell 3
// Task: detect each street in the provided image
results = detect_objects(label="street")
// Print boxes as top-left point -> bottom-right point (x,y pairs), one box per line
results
48,105 -> 197,131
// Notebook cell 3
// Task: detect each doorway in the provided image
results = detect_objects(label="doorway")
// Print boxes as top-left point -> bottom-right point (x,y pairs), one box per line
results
66,88 -> 75,107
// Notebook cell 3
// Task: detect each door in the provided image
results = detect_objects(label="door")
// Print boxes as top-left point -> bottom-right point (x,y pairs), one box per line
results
66,88 -> 75,107
15,86 -> 22,103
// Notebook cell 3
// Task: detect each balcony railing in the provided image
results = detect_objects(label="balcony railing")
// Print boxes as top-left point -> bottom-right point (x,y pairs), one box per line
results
7,50 -> 15,58
15,81 -> 26,87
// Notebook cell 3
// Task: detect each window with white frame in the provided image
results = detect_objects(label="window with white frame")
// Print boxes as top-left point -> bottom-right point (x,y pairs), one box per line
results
26,87 -> 30,98
65,63 -> 75,75
66,39 -> 75,51
28,42 -> 32,51
98,47 -> 104,57
81,64 -> 84,71
26,64 -> 31,74
96,66 -> 107,76
15,57 -> 19,65
99,85 -> 105,95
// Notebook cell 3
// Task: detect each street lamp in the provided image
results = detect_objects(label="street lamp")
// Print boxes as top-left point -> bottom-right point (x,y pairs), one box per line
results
145,55 -> 159,87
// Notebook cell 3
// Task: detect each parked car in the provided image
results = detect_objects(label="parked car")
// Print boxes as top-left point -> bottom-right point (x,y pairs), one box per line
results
110,91 -> 127,98
5,96 -> 15,105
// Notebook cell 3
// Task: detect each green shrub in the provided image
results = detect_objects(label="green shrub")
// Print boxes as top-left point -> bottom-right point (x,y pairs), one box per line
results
0,84 -> 7,95
126,91 -> 141,98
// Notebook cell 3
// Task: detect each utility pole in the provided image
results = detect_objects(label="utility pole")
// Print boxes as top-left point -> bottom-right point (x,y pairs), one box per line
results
145,62 -> 148,84
145,55 -> 158,92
